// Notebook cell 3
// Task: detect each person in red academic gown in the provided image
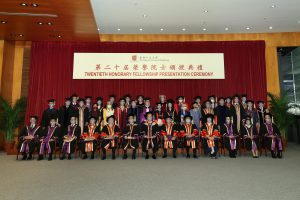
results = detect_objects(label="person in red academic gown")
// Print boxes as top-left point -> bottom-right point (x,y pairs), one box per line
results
100,115 -> 121,160
141,112 -> 160,159
200,114 -> 220,159
80,116 -> 101,159
161,115 -> 179,158
179,115 -> 199,158
114,98 -> 128,132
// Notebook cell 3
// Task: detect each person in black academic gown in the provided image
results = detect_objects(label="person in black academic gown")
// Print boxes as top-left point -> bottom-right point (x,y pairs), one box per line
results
18,116 -> 41,160
127,100 -> 138,123
230,95 -> 246,133
214,97 -> 230,128
41,99 -> 59,128
122,114 -> 140,159
164,99 -> 179,124
259,113 -> 283,158
141,112 -> 160,159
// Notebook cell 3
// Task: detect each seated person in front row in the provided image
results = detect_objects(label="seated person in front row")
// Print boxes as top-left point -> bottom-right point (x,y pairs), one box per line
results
200,114 -> 220,159
141,112 -> 160,159
122,114 -> 140,160
161,115 -> 179,158
220,115 -> 239,158
60,116 -> 81,160
180,115 -> 199,158
37,117 -> 61,161
80,116 -> 100,160
101,115 -> 121,160
18,115 -> 41,160
259,113 -> 283,159
240,116 -> 259,158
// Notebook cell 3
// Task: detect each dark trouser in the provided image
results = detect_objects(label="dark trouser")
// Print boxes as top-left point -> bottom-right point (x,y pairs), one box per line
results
202,139 -> 219,156
37,141 -> 55,155
142,138 -> 158,154
18,140 -> 35,155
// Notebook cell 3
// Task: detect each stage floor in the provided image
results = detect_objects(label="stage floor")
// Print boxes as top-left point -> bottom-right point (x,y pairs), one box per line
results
1,144 -> 300,200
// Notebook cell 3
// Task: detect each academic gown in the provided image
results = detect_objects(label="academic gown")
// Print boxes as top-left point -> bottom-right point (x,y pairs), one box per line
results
100,124 -> 121,150
61,124 -> 81,154
41,108 -> 59,127
161,123 -> 179,150
80,125 -> 101,153
37,126 -> 61,155
240,125 -> 259,151
122,124 -> 140,150
140,122 -> 160,153
180,123 -> 199,149
200,123 -> 220,155
259,123 -> 282,151
220,123 -> 239,151
18,125 -> 41,154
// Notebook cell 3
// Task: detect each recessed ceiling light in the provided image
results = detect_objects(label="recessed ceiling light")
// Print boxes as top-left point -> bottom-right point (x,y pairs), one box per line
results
57,35 -> 62,38
269,26 -> 273,30
37,22 -> 43,25
246,26 -> 251,30
225,27 -> 229,31
270,5 -> 276,8
142,14 -> 147,18
182,28 -> 186,31
18,34 -> 24,37
160,28 -> 164,31
139,28 -> 143,31
117,28 -> 121,31
31,3 -> 39,7
203,10 -> 208,13
20,3 -> 28,6
97,28 -> 100,31
47,22 -> 52,26
202,28 -> 207,31
1,21 -> 7,24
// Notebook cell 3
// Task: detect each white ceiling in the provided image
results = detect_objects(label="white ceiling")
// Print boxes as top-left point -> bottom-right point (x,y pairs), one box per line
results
90,0 -> 300,34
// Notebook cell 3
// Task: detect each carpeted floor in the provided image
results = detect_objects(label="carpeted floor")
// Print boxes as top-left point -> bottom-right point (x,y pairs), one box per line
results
0,144 -> 300,200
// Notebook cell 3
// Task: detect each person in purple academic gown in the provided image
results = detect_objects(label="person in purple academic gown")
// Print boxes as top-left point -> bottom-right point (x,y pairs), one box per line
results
37,117 -> 61,161
220,115 -> 239,158
138,97 -> 153,124
18,116 -> 41,160
60,116 -> 81,160
259,113 -> 283,159
240,116 -> 259,158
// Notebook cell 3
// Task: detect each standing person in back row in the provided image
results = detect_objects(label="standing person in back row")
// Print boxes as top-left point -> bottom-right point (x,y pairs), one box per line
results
41,99 -> 59,128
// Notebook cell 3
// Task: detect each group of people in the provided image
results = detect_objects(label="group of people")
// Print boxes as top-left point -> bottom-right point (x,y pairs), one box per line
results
18,94 -> 284,161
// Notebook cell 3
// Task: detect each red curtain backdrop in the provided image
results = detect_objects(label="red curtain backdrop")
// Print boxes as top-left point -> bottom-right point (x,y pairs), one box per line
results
26,41 -> 267,121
